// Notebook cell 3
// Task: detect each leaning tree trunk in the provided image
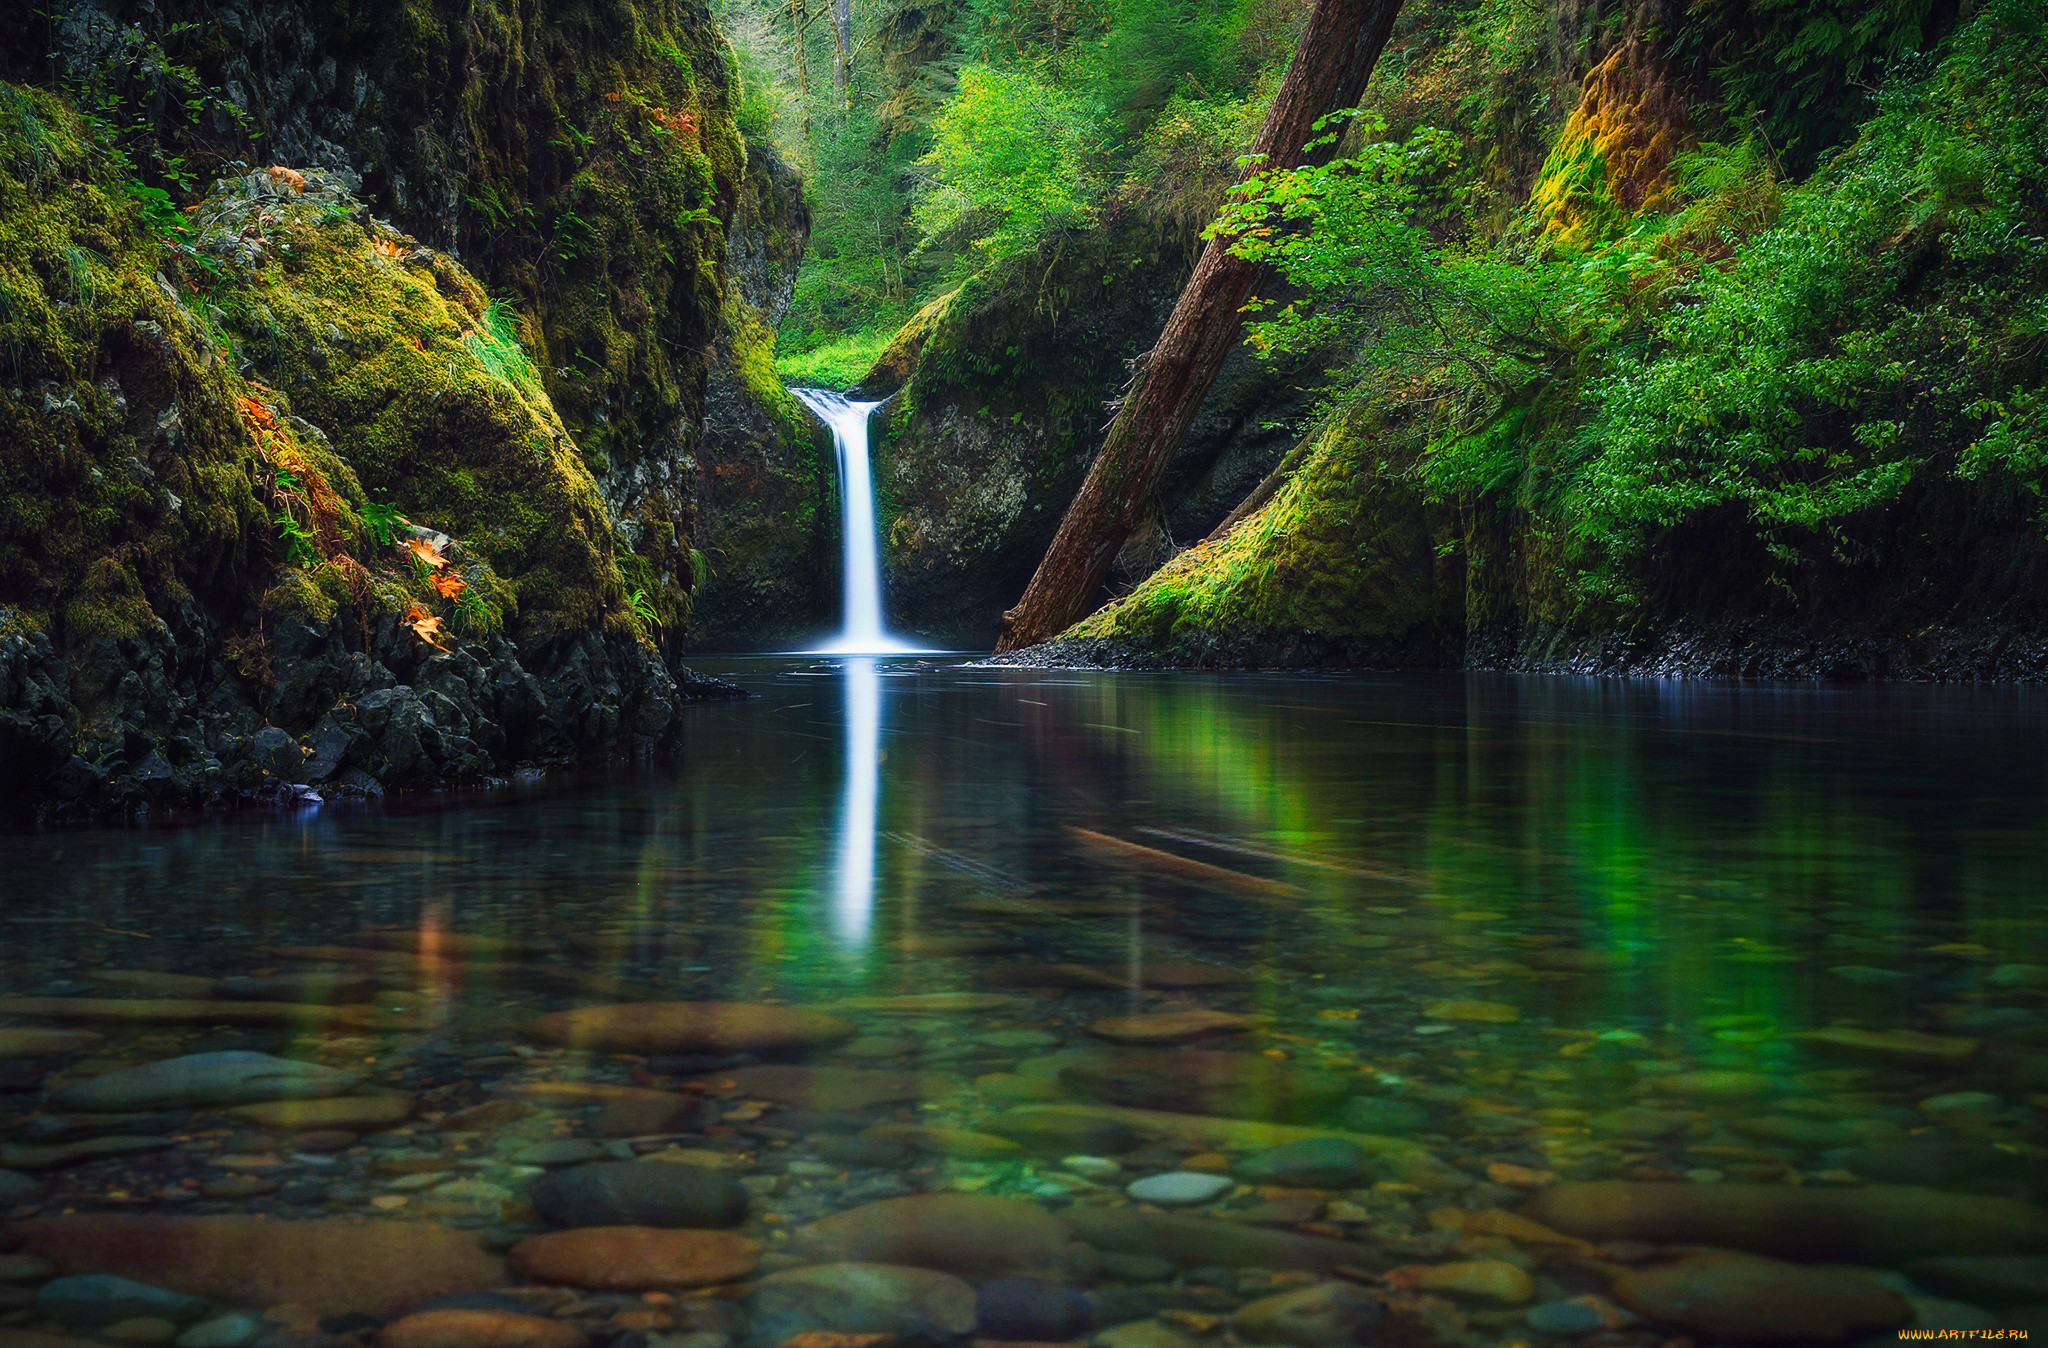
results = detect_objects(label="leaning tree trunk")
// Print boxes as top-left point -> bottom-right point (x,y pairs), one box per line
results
993,0 -> 1407,653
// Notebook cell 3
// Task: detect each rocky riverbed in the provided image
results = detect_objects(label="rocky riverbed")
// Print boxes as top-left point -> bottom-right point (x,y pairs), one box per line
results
0,910 -> 2043,1348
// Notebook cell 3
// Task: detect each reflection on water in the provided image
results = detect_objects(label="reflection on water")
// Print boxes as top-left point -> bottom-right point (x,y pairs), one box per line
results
0,664 -> 2045,1334
831,657 -> 881,944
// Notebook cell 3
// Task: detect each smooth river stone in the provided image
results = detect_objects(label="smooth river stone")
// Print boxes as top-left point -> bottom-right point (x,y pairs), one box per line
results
1521,1181 -> 2048,1261
819,993 -> 1029,1013
1237,1138 -> 1370,1188
0,1029 -> 102,1061
796,1193 -> 1097,1279
216,973 -> 375,1003
1907,1257 -> 2048,1308
1061,1208 -> 1365,1272
997,1104 -> 1453,1179
375,1311 -> 586,1348
1058,1050 -> 1353,1124
695,1064 -> 948,1111
1793,1026 -> 1980,1067
1233,1281 -> 1382,1348
36,1273 -> 210,1328
1126,1172 -> 1233,1206
1086,1011 -> 1255,1045
8,1216 -> 504,1316
520,1003 -> 855,1056
1611,1250 -> 1911,1343
0,1137 -> 177,1171
0,998 -> 410,1031
532,1161 -> 748,1229
859,1124 -> 1022,1159
226,1092 -> 413,1131
54,1052 -> 361,1112
751,1263 -> 977,1343
500,1083 -> 706,1136
508,1227 -> 760,1290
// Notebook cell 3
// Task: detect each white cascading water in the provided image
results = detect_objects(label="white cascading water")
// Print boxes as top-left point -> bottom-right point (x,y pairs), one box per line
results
792,388 -> 919,654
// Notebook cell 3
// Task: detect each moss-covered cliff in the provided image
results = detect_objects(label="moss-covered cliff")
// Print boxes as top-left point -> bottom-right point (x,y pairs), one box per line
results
0,107 -> 690,814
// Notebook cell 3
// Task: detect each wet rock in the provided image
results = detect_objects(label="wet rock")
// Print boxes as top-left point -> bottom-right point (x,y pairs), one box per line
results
375,1311 -> 588,1348
0,1169 -> 45,1205
812,1135 -> 911,1168
1237,1138 -> 1368,1188
859,1124 -> 1020,1159
1232,1281 -> 1382,1347
1062,1208 -> 1363,1271
0,1136 -> 177,1170
509,1227 -> 761,1290
36,1275 -> 210,1328
0,997 -> 407,1030
1645,1070 -> 1781,1100
1794,1027 -> 1979,1068
17,1113 -> 187,1143
750,1263 -> 977,1342
795,1194 -> 1096,1278
1127,1172 -> 1233,1206
1907,1257 -> 2048,1308
52,1052 -> 360,1112
1524,1300 -> 1607,1335
1611,1250 -> 1910,1342
821,993 -> 1028,1014
173,1313 -> 264,1348
0,1029 -> 102,1060
977,1276 -> 1094,1340
1086,1012 -> 1254,1045
1589,1107 -> 1692,1139
505,1141 -> 607,1168
1522,1181 -> 2048,1261
521,1003 -> 856,1056
533,1161 -> 748,1229
10,1215 -> 505,1316
1341,1097 -> 1430,1135
1059,1051 -> 1351,1124
698,1065 -> 942,1112
591,1091 -> 710,1137
1415,1260 -> 1534,1305
1092,1322 -> 1201,1348
1727,1115 -> 1867,1148
1423,999 -> 1520,1024
101,1318 -> 181,1345
0,1253 -> 55,1281
1843,1135 -> 2017,1191
988,1109 -> 1142,1156
226,1092 -> 414,1131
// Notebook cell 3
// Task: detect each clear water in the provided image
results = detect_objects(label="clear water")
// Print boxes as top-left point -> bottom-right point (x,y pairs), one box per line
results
4,661 -> 2048,1330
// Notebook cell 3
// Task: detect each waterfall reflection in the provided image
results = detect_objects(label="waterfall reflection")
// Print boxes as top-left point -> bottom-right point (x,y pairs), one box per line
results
831,656 -> 882,943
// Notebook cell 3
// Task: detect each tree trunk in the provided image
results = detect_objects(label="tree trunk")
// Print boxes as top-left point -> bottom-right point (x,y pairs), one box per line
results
992,0 -> 1406,653
830,0 -> 853,113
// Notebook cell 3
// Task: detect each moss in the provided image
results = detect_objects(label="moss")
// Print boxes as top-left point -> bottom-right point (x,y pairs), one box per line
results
852,290 -> 955,396
1531,41 -> 1693,252
1066,406 -> 1454,662
725,289 -> 808,440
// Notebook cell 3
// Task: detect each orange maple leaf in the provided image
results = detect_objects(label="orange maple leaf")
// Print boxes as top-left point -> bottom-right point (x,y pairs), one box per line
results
430,573 -> 467,600
406,537 -> 449,569
372,236 -> 404,260
267,166 -> 306,194
404,606 -> 450,651
237,396 -> 278,433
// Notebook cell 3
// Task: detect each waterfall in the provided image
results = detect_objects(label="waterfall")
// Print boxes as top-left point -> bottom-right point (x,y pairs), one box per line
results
793,388 -> 919,654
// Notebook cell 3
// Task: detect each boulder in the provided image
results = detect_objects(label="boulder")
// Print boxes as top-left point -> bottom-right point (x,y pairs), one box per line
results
508,1227 -> 760,1290
976,1276 -> 1094,1341
52,1053 -> 360,1112
225,1093 -> 413,1131
1086,1012 -> 1254,1045
750,1263 -> 977,1342
1611,1250 -> 1911,1342
795,1194 -> 1096,1278
8,1216 -> 504,1316
520,1003 -> 855,1056
532,1161 -> 748,1229
1521,1181 -> 2048,1261
1237,1138 -> 1369,1188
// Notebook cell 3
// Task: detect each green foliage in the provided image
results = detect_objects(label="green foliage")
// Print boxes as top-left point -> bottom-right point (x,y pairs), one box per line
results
776,328 -> 895,387
915,66 -> 1112,261
1086,0 -> 1234,134
362,498 -> 405,548
463,299 -> 544,400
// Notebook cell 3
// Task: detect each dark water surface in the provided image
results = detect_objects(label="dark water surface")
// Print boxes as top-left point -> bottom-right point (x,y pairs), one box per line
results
3,660 -> 2048,1338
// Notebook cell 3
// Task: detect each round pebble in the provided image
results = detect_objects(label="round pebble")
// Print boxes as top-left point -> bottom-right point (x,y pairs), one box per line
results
1125,1171 -> 1233,1206
1526,1300 -> 1606,1335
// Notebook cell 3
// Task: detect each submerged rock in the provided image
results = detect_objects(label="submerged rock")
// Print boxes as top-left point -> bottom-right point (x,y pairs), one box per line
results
375,1311 -> 587,1348
9,1215 -> 504,1316
694,1064 -> 943,1111
1063,1207 -> 1363,1271
532,1161 -> 748,1229
750,1263 -> 977,1342
1059,1050 -> 1352,1123
1907,1256 -> 2048,1308
1233,1281 -> 1383,1348
225,1092 -> 413,1131
1611,1250 -> 1911,1342
0,1029 -> 102,1060
795,1193 -> 1095,1278
520,1003 -> 855,1055
53,1051 -> 361,1112
37,1274 -> 210,1329
1237,1137 -> 1370,1188
1521,1181 -> 2048,1261
1126,1172 -> 1233,1206
1086,1011 -> 1255,1045
508,1227 -> 760,1290
976,1276 -> 1095,1341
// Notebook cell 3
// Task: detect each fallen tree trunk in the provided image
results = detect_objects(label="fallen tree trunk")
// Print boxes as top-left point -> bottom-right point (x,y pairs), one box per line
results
993,0 -> 1407,653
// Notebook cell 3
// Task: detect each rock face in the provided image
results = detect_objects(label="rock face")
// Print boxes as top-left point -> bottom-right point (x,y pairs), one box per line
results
751,1263 -> 979,1343
508,1227 -> 761,1291
8,1216 -> 504,1316
53,1052 -> 360,1112
522,1003 -> 857,1056
532,1161 -> 749,1230
1611,1250 -> 1912,1342
1521,1181 -> 2048,1261
795,1194 -> 1097,1279
690,143 -> 834,652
